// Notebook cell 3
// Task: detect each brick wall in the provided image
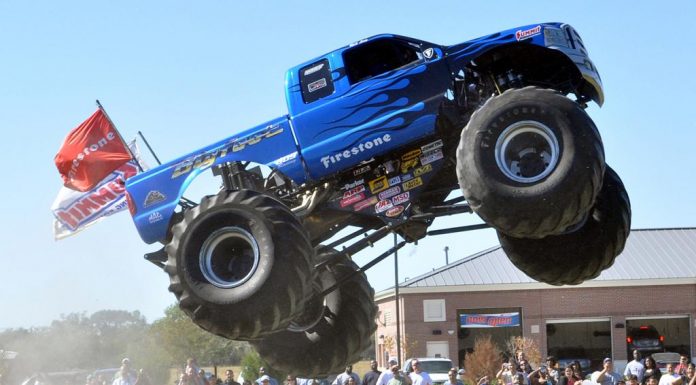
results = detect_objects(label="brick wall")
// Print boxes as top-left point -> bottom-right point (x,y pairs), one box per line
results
376,284 -> 696,366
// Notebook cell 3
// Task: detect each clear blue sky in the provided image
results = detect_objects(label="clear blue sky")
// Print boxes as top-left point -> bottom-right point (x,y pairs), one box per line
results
1,1 -> 694,329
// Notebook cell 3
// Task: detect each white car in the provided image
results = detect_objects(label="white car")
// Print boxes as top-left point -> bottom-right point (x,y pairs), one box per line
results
402,357 -> 454,385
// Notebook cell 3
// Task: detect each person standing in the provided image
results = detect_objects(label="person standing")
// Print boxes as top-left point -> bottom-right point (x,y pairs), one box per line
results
559,367 -> 577,385
409,360 -> 433,385
497,362 -> 515,385
387,366 -> 412,385
113,365 -> 136,385
591,358 -> 622,385
224,370 -> 240,385
670,363 -> 695,385
625,351 -> 646,383
363,361 -> 382,385
658,364 -> 680,385
333,366 -> 360,385
675,356 -> 691,377
377,359 -> 400,385
643,357 -> 662,385
444,369 -> 464,385
257,369 -> 279,385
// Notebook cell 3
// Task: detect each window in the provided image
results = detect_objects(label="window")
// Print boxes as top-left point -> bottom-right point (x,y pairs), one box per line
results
423,299 -> 446,322
300,58 -> 335,103
343,38 -> 422,84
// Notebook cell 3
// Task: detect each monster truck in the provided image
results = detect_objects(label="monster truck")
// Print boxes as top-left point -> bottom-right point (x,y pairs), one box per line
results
124,22 -> 630,375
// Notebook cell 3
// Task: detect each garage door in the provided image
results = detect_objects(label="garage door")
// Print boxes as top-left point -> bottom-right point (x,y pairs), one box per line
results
626,316 -> 691,356
546,318 -> 611,375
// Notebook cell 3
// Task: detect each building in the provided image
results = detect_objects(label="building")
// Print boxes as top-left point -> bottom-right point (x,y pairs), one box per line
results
374,228 -> 696,370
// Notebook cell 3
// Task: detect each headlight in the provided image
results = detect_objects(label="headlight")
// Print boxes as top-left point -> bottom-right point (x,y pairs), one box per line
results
544,28 -> 569,48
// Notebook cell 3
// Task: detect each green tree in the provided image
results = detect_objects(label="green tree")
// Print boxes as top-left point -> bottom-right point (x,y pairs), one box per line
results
148,305 -> 251,368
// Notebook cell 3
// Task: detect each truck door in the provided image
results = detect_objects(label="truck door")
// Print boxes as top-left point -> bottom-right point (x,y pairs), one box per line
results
290,36 -> 451,180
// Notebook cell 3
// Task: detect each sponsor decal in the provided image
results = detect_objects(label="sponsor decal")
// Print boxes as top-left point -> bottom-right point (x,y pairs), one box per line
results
392,191 -> 410,205
343,184 -> 366,198
321,133 -> 392,169
375,199 -> 394,214
148,211 -> 163,224
421,139 -> 443,153
388,176 -> 401,186
401,149 -> 421,161
401,158 -> 419,173
413,163 -> 433,178
401,173 -> 413,182
354,196 -> 378,211
144,190 -> 166,208
342,179 -> 365,191
378,186 -> 401,201
420,148 -> 443,165
385,205 -> 405,218
369,175 -> 389,194
308,78 -> 327,93
303,63 -> 325,76
400,149 -> 422,173
516,25 -> 542,41
340,192 -> 365,208
403,177 -> 423,191
349,38 -> 369,47
273,151 -> 298,167
353,164 -> 371,176
423,48 -> 435,59
172,124 -> 283,178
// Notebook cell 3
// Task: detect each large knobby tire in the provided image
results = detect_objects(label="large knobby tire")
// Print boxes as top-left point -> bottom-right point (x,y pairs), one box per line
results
164,190 -> 314,340
498,166 -> 631,285
457,86 -> 605,238
251,248 -> 377,377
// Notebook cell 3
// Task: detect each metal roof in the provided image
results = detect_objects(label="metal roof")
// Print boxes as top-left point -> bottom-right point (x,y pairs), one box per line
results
398,228 -> 696,289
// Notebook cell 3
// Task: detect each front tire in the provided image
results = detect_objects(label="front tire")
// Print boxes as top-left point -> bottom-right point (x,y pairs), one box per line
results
498,166 -> 631,285
165,190 -> 314,340
457,86 -> 605,238
251,248 -> 377,377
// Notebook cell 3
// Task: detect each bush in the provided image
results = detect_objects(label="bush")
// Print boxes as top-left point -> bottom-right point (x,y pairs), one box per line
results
464,335 -> 502,384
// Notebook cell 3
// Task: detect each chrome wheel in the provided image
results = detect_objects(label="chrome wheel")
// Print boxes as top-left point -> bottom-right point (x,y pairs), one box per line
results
494,120 -> 560,183
199,227 -> 260,288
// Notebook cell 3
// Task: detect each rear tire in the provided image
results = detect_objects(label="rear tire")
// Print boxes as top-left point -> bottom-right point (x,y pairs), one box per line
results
457,86 -> 605,238
498,166 -> 631,285
251,248 -> 377,377
165,190 -> 314,340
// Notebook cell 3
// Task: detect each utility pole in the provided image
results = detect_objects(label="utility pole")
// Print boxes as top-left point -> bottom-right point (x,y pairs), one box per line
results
394,232 -> 402,365
444,246 -> 449,265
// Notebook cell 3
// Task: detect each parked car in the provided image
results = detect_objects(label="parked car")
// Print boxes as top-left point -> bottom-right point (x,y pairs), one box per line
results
651,352 -> 681,374
21,371 -> 90,385
558,358 -> 592,377
91,368 -> 120,383
627,325 -> 665,354
403,357 -> 453,385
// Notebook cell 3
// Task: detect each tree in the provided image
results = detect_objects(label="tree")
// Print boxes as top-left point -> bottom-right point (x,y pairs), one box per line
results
148,305 -> 250,368
464,335 -> 501,385
505,336 -> 541,369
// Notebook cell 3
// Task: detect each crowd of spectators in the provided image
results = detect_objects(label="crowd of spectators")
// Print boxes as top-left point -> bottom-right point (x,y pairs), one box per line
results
79,350 -> 695,385
490,350 -> 695,385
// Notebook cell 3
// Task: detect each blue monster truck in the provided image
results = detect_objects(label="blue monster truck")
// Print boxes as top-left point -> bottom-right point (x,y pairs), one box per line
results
125,22 -> 630,375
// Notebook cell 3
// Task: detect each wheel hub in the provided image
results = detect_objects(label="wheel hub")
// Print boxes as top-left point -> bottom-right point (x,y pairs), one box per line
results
495,120 -> 560,183
199,227 -> 260,288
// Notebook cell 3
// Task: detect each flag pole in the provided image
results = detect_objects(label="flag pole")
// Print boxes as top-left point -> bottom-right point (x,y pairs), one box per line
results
95,100 -> 144,172
137,131 -> 162,166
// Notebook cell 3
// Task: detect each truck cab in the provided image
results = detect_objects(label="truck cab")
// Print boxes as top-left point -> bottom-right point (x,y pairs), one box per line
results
285,34 -> 451,180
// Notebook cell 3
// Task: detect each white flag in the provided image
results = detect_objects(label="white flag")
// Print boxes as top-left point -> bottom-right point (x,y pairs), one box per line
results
52,140 -> 147,240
